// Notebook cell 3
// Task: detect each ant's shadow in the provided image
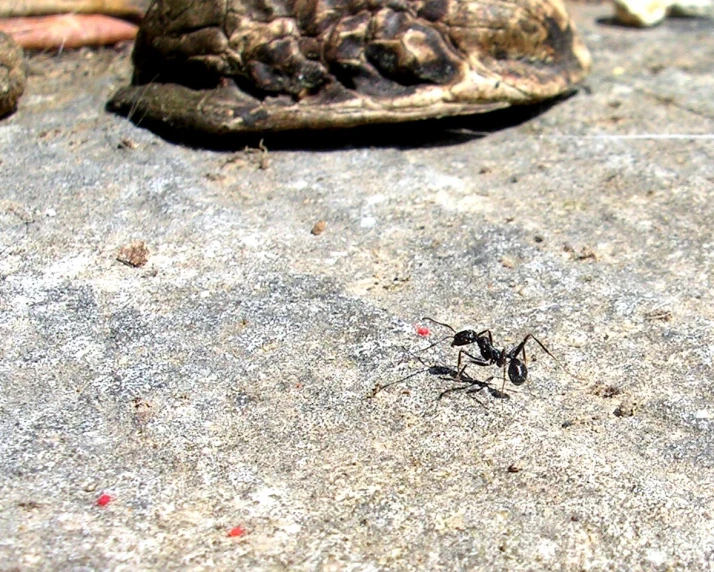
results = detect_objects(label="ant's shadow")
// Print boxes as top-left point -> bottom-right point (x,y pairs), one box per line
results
427,366 -> 510,402
372,362 -> 511,403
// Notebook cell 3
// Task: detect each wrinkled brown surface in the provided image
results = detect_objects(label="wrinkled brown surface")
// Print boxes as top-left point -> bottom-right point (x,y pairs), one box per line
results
109,0 -> 591,133
0,31 -> 25,118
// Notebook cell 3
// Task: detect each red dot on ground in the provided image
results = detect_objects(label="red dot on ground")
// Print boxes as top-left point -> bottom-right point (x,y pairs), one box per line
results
96,494 -> 112,507
228,526 -> 246,537
416,326 -> 431,336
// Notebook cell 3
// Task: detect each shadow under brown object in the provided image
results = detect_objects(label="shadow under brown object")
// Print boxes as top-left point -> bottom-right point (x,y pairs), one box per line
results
0,31 -> 25,118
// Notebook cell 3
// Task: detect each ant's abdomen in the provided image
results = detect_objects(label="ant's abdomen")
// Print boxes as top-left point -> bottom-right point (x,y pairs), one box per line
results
508,359 -> 527,386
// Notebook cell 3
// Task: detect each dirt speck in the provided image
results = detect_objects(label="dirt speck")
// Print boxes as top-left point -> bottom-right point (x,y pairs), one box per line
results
614,399 -> 636,418
311,220 -> 327,235
117,241 -> 149,267
590,383 -> 623,398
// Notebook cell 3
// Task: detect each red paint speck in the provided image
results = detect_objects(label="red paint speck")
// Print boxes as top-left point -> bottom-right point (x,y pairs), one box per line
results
416,325 -> 431,337
228,526 -> 246,537
96,494 -> 112,507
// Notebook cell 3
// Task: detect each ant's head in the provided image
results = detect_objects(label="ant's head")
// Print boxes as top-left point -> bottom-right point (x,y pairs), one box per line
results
451,330 -> 480,347
508,358 -> 528,386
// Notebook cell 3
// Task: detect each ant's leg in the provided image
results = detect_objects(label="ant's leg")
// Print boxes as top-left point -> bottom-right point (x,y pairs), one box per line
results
457,350 -> 490,380
513,334 -> 556,363
515,334 -> 583,380
457,349 -> 488,379
478,330 -> 494,346
461,350 -> 490,366
417,335 -> 456,353
520,337 -> 529,369
456,349 -> 465,380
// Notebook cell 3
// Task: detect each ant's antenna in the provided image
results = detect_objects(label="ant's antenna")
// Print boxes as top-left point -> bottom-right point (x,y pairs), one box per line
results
421,317 -> 457,333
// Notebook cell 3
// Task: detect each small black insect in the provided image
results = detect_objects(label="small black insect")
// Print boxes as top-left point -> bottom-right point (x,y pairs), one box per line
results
422,317 -> 577,392
420,316 -> 495,376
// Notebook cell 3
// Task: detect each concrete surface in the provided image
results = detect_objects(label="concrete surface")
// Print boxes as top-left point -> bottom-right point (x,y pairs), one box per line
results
1,4 -> 714,570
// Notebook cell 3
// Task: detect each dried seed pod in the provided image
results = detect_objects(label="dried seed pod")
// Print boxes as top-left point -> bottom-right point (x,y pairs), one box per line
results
0,32 -> 25,118
108,0 -> 591,134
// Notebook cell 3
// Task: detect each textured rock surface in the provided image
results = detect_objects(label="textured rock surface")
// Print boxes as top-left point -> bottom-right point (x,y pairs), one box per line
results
109,0 -> 591,133
1,5 -> 714,570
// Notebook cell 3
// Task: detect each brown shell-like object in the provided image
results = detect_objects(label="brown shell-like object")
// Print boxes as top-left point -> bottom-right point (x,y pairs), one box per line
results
0,32 -> 26,118
108,0 -> 591,133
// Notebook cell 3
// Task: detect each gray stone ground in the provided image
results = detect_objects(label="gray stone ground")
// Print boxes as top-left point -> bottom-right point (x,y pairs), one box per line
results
1,4 -> 714,570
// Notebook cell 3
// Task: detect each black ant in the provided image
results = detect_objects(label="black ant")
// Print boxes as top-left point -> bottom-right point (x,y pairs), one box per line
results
421,317 -> 578,393
419,317 -> 494,376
